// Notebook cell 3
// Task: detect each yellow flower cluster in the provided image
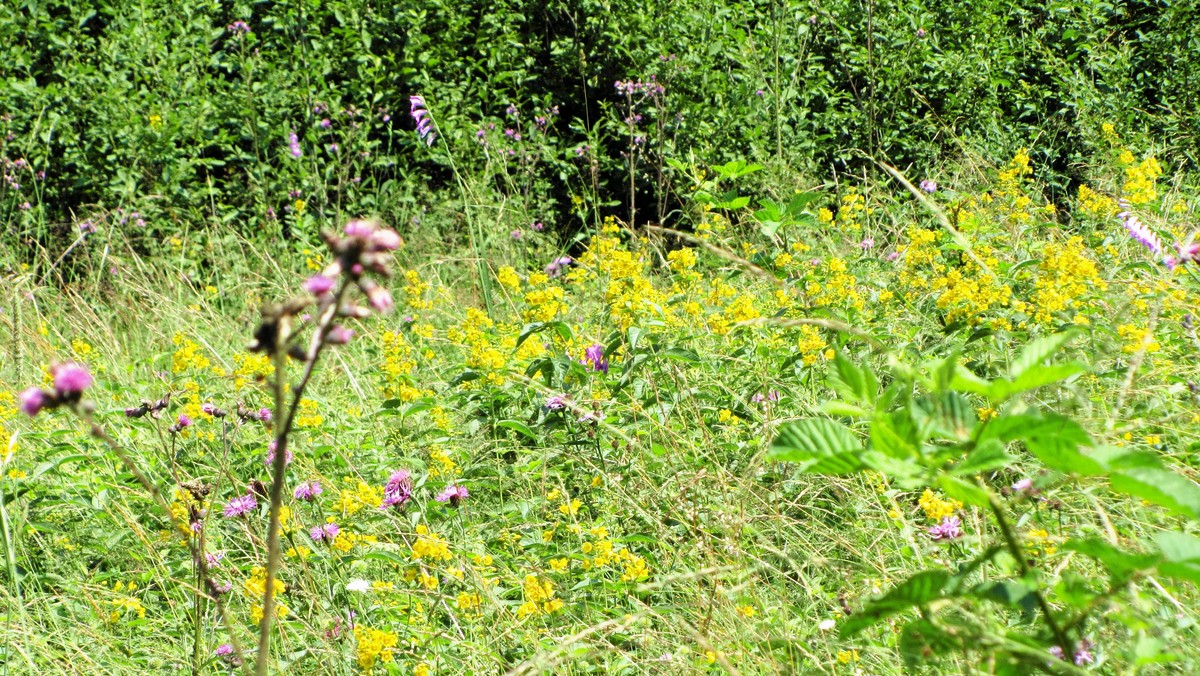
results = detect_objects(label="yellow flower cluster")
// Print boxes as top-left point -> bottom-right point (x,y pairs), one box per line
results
517,574 -> 564,618
232,352 -> 273,389
932,250 -> 1011,325
332,480 -> 383,517
243,566 -> 285,599
796,325 -> 828,367
403,269 -> 433,309
294,398 -> 323,428
1026,237 -> 1105,324
380,331 -> 421,401
172,333 -> 211,373
997,148 -> 1032,197
836,191 -> 867,231
1122,155 -> 1162,205
353,625 -> 398,670
428,446 -> 456,477
1117,324 -> 1160,354
1024,528 -> 1058,557
1076,184 -> 1117,218
918,489 -> 961,521
412,524 -> 452,561
810,258 -> 865,313
497,265 -> 521,291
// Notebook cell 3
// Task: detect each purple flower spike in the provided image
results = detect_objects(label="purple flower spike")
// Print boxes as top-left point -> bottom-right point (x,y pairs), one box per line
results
583,343 -> 609,374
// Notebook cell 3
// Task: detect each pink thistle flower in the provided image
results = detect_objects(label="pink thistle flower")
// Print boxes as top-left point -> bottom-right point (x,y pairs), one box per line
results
176,414 -> 192,428
343,219 -> 377,238
436,484 -> 469,507
368,229 -> 402,251
265,440 -> 293,465
223,494 -> 257,518
294,481 -> 323,501
381,470 -> 412,510
929,516 -> 963,541
327,326 -> 355,344
258,408 -> 272,422
18,387 -> 47,417
305,275 -> 335,295
583,343 -> 609,373
367,285 -> 393,312
52,363 -> 92,395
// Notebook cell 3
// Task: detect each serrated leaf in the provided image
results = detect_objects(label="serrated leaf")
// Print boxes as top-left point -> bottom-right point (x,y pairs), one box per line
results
1008,362 -> 1087,393
1062,538 -> 1159,579
840,570 -> 951,637
1009,330 -> 1080,379
951,364 -> 994,397
1023,434 -> 1105,476
1110,468 -> 1200,520
939,475 -> 990,507
953,439 -> 1013,476
768,418 -> 864,474
916,392 -> 976,442
821,400 -> 868,418
870,411 -> 920,459
829,352 -> 876,406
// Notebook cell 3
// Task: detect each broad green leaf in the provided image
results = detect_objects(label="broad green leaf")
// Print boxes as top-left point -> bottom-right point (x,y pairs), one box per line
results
768,418 -> 864,474
1110,468 -> 1200,520
1022,434 -> 1105,476
1008,330 -> 1080,379
840,570 -> 951,637
661,347 -> 700,363
829,352 -> 876,406
496,420 -> 538,441
953,439 -> 1013,476
938,475 -> 990,507
1007,362 -> 1087,394
1156,532 -> 1200,585
951,364 -> 993,397
870,411 -> 920,459
821,400 -> 869,418
915,392 -> 976,442
1063,538 -> 1159,579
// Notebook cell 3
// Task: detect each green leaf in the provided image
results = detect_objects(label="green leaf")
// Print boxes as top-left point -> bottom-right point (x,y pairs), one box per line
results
829,352 -> 876,407
1063,538 -> 1159,579
915,392 -> 976,442
840,570 -> 951,637
1110,468 -> 1200,520
1023,434 -> 1105,476
1008,330 -> 1080,379
953,439 -> 1013,476
768,418 -> 864,474
1007,362 -> 1087,394
938,475 -> 990,507
496,420 -> 538,441
1156,532 -> 1200,585
821,400 -> 869,418
661,347 -> 700,363
950,365 -> 993,397
870,411 -> 921,460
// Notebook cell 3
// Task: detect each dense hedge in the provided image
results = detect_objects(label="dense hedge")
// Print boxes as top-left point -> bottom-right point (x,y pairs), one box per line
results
1,0 -> 1196,253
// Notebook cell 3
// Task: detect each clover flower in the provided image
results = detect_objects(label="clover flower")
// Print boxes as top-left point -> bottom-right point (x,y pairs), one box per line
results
436,484 -> 469,507
294,481 -> 323,501
928,516 -> 963,541
223,493 -> 258,518
410,96 -> 435,146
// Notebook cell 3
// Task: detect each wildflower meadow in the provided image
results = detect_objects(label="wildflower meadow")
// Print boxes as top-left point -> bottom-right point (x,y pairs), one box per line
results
2,1 -> 1200,674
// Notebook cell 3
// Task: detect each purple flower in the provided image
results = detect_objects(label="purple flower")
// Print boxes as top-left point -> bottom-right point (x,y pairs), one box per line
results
305,275 -> 335,295
381,470 -> 413,510
410,96 -> 435,146
860,238 -> 875,250
436,484 -> 469,507
916,27 -> 927,38
288,131 -> 302,158
223,494 -> 257,518
511,229 -> 523,240
310,525 -> 330,542
215,644 -> 234,657
532,221 -> 545,232
206,551 -> 225,568
79,220 -> 96,234
1011,478 -> 1036,496
545,393 -> 569,410
327,325 -> 354,344
318,118 -> 332,129
294,481 -> 323,501
18,387 -> 47,417
751,390 -> 781,404
367,286 -> 393,312
1119,211 -> 1162,256
202,402 -> 217,415
258,407 -> 272,422
53,363 -> 93,394
176,414 -> 192,428
929,516 -> 963,541
265,440 -> 293,465
919,179 -> 937,194
583,343 -> 609,374
887,251 -> 901,262
369,228 -> 403,251
227,21 -> 250,36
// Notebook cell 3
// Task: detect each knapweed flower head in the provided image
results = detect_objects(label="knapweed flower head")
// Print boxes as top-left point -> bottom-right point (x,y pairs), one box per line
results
583,343 -> 609,373
169,413 -> 192,434
410,95 -> 435,146
294,481 -> 322,501
436,484 -> 469,507
223,493 -> 258,518
310,522 -> 340,542
929,516 -> 963,541
227,21 -> 250,36
53,363 -> 93,394
920,179 -> 937,193
18,387 -> 47,417
20,362 -> 94,416
304,274 -> 335,296
545,393 -> 570,411
381,469 -> 413,509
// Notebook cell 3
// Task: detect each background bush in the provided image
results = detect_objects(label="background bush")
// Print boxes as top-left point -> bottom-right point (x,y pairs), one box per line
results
1,0 -> 1197,259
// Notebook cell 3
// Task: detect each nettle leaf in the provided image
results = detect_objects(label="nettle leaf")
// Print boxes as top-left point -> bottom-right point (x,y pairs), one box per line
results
768,418 -> 865,474
1023,434 -> 1105,476
982,412 -> 1102,475
1156,532 -> 1200,585
1007,362 -> 1087,393
915,392 -> 976,442
1063,538 -> 1160,580
939,475 -> 991,507
870,410 -> 921,459
829,352 -> 877,407
840,570 -> 951,637
953,439 -> 1013,476
1110,468 -> 1200,520
1008,330 -> 1081,379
